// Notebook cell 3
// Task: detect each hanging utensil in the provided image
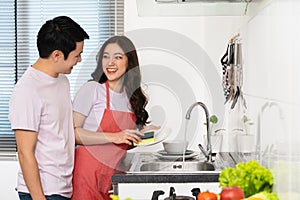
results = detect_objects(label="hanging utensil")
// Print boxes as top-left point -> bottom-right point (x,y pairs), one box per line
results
221,33 -> 246,109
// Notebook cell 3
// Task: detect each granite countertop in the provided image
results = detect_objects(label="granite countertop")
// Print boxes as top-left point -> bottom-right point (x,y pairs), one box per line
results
112,152 -> 255,184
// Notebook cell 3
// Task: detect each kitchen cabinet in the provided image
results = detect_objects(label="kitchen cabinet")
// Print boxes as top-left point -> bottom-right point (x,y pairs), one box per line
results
136,0 -> 273,17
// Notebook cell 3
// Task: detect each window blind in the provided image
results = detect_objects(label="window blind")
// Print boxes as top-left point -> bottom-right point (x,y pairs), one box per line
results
0,0 -> 17,157
17,0 -> 124,98
0,0 -> 124,157
0,1 -> 15,135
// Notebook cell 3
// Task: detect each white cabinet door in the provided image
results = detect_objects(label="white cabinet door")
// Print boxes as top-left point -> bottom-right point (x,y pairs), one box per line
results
0,160 -> 19,200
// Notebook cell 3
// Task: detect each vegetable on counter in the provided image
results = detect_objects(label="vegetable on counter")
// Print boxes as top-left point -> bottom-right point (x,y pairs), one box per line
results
109,194 -> 132,200
245,191 -> 279,200
219,160 -> 277,198
220,186 -> 244,200
197,191 -> 218,200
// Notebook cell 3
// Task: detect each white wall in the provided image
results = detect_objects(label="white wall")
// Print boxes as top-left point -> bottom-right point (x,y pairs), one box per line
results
242,0 -> 300,150
240,0 -> 300,198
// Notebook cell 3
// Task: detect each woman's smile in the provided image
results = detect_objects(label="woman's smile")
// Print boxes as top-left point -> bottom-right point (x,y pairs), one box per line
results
106,67 -> 118,73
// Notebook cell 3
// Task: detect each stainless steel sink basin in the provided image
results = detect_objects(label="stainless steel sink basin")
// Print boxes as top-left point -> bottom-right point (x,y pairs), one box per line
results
139,161 -> 215,172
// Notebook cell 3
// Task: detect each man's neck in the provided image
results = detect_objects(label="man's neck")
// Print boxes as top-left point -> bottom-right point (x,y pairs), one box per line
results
32,58 -> 58,78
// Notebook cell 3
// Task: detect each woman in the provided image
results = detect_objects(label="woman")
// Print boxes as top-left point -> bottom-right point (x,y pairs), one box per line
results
71,36 -> 158,200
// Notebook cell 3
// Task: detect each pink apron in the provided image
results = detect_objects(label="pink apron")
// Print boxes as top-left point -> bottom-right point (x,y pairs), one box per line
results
72,82 -> 136,200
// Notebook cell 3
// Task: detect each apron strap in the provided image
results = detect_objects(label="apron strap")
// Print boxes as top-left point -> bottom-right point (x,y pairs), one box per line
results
105,81 -> 110,110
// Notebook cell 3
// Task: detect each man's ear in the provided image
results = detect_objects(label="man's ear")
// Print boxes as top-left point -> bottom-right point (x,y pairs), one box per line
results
51,50 -> 64,62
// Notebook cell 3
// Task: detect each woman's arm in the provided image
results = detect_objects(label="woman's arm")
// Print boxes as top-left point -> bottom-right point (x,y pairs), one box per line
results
73,111 -> 143,145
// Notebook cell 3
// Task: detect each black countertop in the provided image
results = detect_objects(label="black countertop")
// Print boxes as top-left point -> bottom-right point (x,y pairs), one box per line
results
112,173 -> 220,184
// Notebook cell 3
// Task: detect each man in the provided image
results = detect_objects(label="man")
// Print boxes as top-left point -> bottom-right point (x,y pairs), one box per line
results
9,16 -> 89,200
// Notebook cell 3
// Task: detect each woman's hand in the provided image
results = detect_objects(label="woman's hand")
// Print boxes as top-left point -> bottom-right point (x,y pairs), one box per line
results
105,129 -> 143,145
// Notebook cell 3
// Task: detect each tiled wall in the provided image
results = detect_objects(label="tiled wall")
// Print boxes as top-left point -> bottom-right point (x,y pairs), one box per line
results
241,0 -> 300,198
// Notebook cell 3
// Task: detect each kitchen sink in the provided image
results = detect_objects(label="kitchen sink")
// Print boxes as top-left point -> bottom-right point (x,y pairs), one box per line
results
140,161 -> 215,172
126,152 -> 249,174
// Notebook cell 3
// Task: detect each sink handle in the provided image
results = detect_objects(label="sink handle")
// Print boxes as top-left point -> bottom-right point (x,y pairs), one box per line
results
199,144 -> 216,162
198,144 -> 208,157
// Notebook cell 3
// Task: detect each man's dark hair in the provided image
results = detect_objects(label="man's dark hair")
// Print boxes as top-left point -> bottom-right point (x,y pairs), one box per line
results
37,16 -> 89,59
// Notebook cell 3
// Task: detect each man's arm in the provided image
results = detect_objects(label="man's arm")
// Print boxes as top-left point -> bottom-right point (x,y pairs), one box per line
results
15,129 -> 46,200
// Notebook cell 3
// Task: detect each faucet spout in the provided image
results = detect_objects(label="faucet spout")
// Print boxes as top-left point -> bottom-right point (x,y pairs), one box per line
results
185,102 -> 212,162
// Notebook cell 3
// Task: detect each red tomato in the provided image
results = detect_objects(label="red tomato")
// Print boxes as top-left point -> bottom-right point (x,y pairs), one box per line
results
197,191 -> 218,200
220,186 -> 244,200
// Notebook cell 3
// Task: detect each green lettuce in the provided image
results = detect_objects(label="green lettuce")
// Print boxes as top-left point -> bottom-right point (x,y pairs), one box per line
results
219,160 -> 274,198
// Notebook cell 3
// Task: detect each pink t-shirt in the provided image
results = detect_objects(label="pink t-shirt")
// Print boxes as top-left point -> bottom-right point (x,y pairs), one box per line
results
9,67 -> 75,198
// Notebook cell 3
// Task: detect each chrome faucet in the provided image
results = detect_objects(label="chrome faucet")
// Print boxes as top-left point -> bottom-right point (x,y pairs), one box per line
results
185,102 -> 212,162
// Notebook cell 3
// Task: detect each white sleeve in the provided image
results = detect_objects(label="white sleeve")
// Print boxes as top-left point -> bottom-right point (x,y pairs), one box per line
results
72,81 -> 98,116
9,85 -> 42,132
